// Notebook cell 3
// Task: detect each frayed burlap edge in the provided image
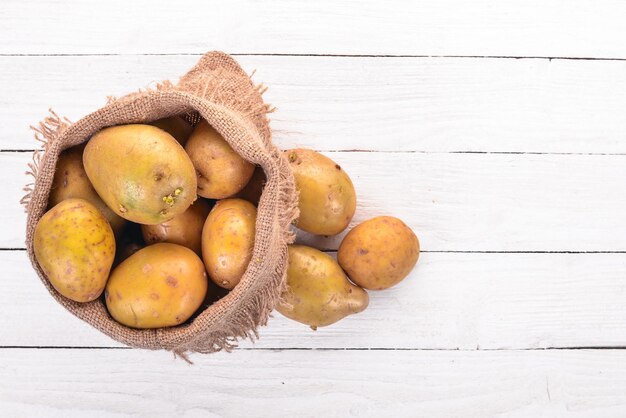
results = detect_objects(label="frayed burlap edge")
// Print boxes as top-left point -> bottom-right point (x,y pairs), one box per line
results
21,52 -> 299,356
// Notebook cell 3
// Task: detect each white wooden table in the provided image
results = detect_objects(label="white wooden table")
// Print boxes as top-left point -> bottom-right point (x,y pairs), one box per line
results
3,1 -> 626,416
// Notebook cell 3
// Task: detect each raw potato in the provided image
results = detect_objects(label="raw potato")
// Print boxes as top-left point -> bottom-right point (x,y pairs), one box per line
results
141,199 -> 212,255
185,120 -> 254,199
83,124 -> 197,225
105,243 -> 208,329
277,245 -> 369,329
234,166 -> 266,205
286,148 -> 356,235
34,198 -> 115,302
202,198 -> 257,289
150,116 -> 193,146
338,216 -> 420,290
49,145 -> 126,236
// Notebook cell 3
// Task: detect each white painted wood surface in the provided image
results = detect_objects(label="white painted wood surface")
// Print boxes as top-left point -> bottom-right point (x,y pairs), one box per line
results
3,349 -> 626,417
4,55 -> 626,153
3,0 -> 626,58
3,1 -> 626,416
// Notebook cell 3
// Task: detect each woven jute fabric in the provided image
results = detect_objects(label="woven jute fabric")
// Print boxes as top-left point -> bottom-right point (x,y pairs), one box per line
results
21,52 -> 299,355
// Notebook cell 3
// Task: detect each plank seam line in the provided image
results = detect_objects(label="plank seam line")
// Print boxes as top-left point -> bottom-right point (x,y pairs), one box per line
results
6,248 -> 626,254
3,53 -> 626,62
420,250 -> 626,254
6,149 -> 626,156
2,346 -> 626,351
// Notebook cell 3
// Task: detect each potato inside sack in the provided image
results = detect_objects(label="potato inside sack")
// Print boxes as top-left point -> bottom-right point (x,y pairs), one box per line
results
150,116 -> 193,146
83,124 -> 197,225
202,198 -> 257,290
34,198 -> 116,303
49,144 -> 126,236
141,199 -> 212,255
105,243 -> 208,329
185,120 -> 255,199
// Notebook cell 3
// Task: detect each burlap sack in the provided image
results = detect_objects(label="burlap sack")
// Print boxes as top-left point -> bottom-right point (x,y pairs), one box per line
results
21,51 -> 299,355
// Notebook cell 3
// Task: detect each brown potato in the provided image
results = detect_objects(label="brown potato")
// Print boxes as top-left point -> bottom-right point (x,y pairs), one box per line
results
234,166 -> 266,205
84,124 -> 197,225
285,149 -> 356,236
141,199 -> 212,255
338,216 -> 419,290
34,198 -> 115,302
150,116 -> 193,146
49,145 -> 126,236
276,245 -> 369,329
105,243 -> 208,329
201,198 -> 256,289
185,120 -> 254,199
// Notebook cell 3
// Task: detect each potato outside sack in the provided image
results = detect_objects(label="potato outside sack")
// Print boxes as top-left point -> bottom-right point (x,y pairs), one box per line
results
338,216 -> 420,290
286,149 -> 356,236
277,245 -> 369,329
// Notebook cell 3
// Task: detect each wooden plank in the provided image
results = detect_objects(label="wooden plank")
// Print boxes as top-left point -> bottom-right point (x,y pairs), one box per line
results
6,250 -> 626,349
2,348 -> 626,417
3,0 -> 626,58
4,55 -> 626,153
6,151 -> 626,251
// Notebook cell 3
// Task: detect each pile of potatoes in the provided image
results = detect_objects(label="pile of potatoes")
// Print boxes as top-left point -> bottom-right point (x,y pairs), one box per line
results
34,116 -> 420,331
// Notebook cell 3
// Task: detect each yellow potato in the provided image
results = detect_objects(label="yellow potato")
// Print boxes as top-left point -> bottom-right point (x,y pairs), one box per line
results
201,198 -> 256,290
277,245 -> 369,329
34,198 -> 115,302
285,149 -> 356,235
83,124 -> 197,225
185,120 -> 254,199
49,145 -> 126,236
105,243 -> 208,329
338,216 -> 419,290
150,116 -> 193,145
141,199 -> 212,255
